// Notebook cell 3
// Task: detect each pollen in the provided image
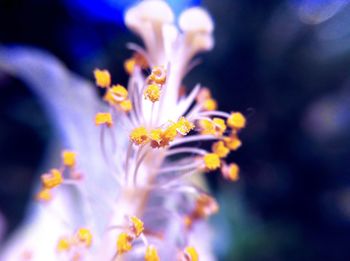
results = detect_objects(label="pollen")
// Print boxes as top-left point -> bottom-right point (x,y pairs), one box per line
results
104,85 -> 128,105
203,153 -> 221,171
144,84 -> 161,103
161,124 -> 178,146
57,237 -> 71,252
36,188 -> 52,202
223,134 -> 242,151
130,127 -> 149,145
119,99 -> 133,112
124,57 -> 136,75
117,232 -> 133,255
222,163 -> 240,182
76,228 -> 93,248
62,150 -> 76,168
150,128 -> 162,148
202,98 -> 217,111
198,119 -> 215,135
95,112 -> 113,127
212,141 -> 230,158
176,117 -> 195,135
148,66 -> 166,85
227,112 -> 246,130
184,246 -> 199,261
212,117 -> 226,135
130,216 -> 144,237
94,69 -> 111,88
41,169 -> 63,189
145,245 -> 160,261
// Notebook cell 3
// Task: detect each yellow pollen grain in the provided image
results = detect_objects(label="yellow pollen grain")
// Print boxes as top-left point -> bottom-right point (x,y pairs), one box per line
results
36,188 -> 52,202
227,112 -> 246,130
111,84 -> 128,100
148,66 -> 166,85
57,237 -> 71,252
150,129 -> 162,148
202,98 -> 217,111
117,232 -> 133,255
124,58 -> 136,75
213,117 -> 227,136
161,124 -> 177,146
226,163 -> 240,181
94,69 -> 111,88
76,228 -> 93,248
145,245 -> 160,261
130,127 -> 149,145
119,99 -> 133,112
176,117 -> 195,136
130,216 -> 144,237
95,112 -> 113,127
41,169 -> 63,189
62,150 -> 76,168
223,134 -> 242,151
198,119 -> 215,135
212,141 -> 230,158
185,246 -> 199,261
144,84 -> 161,103
203,153 -> 221,171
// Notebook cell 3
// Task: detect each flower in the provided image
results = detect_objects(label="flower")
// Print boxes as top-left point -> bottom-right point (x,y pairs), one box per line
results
0,0 -> 246,260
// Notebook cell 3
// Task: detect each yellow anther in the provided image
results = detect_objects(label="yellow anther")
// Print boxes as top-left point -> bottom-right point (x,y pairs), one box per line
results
62,150 -> 76,168
130,127 -> 149,145
161,123 -> 178,146
150,128 -> 163,148
202,98 -> 217,111
36,188 -> 52,202
222,163 -> 240,182
223,134 -> 242,151
41,169 -> 63,189
227,112 -> 246,130
76,228 -> 93,248
176,117 -> 195,136
212,141 -> 230,158
119,99 -> 133,112
198,119 -> 216,135
104,85 -> 128,105
213,117 -> 227,136
95,112 -> 113,127
203,153 -> 221,171
94,69 -> 111,88
184,246 -> 199,261
124,57 -> 136,75
145,245 -> 160,261
144,84 -> 161,103
57,237 -> 71,252
130,216 -> 144,237
117,232 -> 133,255
148,66 -> 166,85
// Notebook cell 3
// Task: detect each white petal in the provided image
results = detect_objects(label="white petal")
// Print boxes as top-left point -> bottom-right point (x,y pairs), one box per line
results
179,7 -> 214,34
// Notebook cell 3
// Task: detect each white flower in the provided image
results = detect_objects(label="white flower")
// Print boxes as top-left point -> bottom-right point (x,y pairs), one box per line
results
0,1 -> 246,260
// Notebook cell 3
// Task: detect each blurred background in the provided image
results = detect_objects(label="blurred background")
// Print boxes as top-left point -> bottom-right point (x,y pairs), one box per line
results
1,0 -> 350,260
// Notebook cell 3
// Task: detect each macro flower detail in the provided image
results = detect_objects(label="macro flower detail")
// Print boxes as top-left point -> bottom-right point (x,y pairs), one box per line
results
0,0 -> 247,260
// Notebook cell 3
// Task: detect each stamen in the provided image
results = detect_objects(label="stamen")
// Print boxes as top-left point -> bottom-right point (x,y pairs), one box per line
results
95,112 -> 113,127
41,169 -> 63,189
222,163 -> 240,182
203,153 -> 221,171
223,134 -> 242,151
184,246 -> 199,261
94,69 -> 111,88
227,112 -> 246,130
169,134 -> 221,148
62,150 -> 76,168
76,228 -> 93,248
211,141 -> 230,158
130,127 -> 149,145
144,84 -> 161,103
129,216 -> 144,237
116,232 -> 133,255
145,245 -> 160,261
